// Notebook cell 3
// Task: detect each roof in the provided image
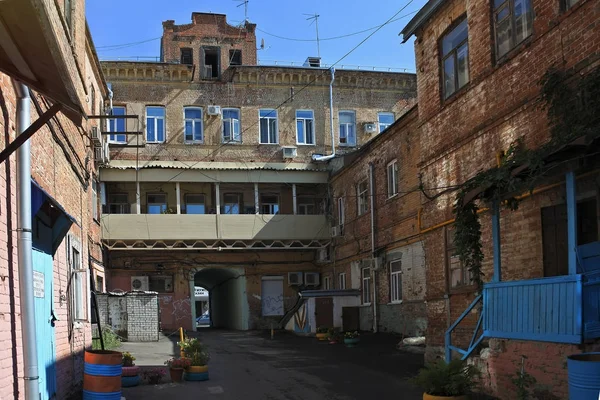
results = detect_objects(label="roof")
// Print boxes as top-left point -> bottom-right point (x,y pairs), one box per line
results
400,0 -> 448,43
103,160 -> 328,172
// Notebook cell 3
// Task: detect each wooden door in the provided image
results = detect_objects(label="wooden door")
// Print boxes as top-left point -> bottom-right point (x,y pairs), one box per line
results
542,204 -> 568,277
315,297 -> 333,328
342,307 -> 360,332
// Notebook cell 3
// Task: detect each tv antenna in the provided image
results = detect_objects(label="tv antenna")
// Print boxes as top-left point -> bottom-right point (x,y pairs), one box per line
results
304,13 -> 321,58
235,0 -> 249,22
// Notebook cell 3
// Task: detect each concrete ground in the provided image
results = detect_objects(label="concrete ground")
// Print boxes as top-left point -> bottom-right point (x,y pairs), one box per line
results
120,329 -> 424,400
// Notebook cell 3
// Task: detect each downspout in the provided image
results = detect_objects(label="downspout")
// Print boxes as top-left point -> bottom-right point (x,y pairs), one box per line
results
369,162 -> 378,333
312,67 -> 336,162
14,81 -> 40,400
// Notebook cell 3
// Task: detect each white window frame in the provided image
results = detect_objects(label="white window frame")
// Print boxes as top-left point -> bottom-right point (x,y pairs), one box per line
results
107,106 -> 127,144
362,267 -> 371,305
378,112 -> 395,133
390,260 -> 403,303
183,107 -> 204,144
338,110 -> 356,147
146,106 -> 166,143
323,276 -> 332,290
387,160 -> 398,198
295,109 -> 315,145
222,108 -> 241,143
337,197 -> 345,232
68,234 -> 87,322
259,109 -> 278,144
260,194 -> 280,215
357,180 -> 369,216
338,272 -> 346,290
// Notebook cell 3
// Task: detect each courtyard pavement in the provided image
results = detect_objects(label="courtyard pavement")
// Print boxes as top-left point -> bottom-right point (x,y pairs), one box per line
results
120,329 -> 424,400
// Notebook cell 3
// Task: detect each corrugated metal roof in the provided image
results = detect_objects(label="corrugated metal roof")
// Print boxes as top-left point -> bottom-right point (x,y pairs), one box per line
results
103,160 -> 328,172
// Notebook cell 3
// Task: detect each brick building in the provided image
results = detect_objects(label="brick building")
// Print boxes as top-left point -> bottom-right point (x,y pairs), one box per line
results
99,12 -> 417,332
401,0 -> 600,398
0,0 -> 107,399
326,106 -> 427,336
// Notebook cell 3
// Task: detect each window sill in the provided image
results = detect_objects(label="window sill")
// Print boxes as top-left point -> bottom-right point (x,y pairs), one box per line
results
441,83 -> 470,108
388,300 -> 403,305
296,143 -> 316,146
222,141 -> 243,145
259,143 -> 280,146
184,141 -> 204,145
108,142 -> 127,146
146,141 -> 166,145
387,193 -> 399,201
338,144 -> 357,148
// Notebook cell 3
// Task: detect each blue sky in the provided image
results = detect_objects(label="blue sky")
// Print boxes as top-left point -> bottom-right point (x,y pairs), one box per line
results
87,0 -> 427,71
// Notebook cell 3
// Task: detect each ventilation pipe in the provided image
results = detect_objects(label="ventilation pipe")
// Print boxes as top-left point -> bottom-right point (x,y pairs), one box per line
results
14,81 -> 40,400
312,67 -> 336,162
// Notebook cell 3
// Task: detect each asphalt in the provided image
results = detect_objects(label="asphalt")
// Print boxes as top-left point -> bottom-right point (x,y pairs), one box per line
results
120,329 -> 425,400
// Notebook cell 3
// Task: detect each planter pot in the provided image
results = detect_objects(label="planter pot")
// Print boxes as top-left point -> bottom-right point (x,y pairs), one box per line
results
169,368 -> 184,383
121,366 -> 140,377
185,365 -> 209,381
344,337 -> 360,347
121,375 -> 140,387
423,395 -> 469,400
567,352 -> 600,400
316,333 -> 328,341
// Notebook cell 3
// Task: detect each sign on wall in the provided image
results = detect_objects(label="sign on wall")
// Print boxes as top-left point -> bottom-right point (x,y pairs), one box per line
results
33,271 -> 44,298
195,287 -> 209,300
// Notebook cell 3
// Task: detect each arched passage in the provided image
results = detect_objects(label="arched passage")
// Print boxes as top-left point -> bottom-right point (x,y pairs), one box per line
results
194,267 -> 249,330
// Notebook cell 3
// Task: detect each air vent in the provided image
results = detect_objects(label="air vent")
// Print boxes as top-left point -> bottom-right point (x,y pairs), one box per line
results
288,272 -> 303,286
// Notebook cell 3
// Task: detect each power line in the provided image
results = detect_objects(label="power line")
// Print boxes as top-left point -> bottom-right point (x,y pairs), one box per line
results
96,37 -> 162,50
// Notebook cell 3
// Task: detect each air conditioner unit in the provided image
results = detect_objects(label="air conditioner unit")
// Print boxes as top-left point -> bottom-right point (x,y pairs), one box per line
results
288,272 -> 303,286
152,275 -> 173,292
372,256 -> 384,271
131,276 -> 149,291
103,141 -> 110,163
282,146 -> 297,159
304,272 -> 320,286
91,126 -> 101,145
316,247 -> 330,263
364,123 -> 377,134
94,145 -> 103,164
207,105 -> 221,116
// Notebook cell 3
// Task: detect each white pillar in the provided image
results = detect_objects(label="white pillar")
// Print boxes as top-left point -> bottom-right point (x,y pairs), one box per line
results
292,184 -> 297,215
136,181 -> 141,214
215,183 -> 221,215
176,182 -> 181,214
254,183 -> 259,215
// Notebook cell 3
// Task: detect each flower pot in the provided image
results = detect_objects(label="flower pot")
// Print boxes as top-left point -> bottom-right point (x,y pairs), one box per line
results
121,375 -> 140,387
344,337 -> 360,347
185,365 -> 209,381
169,367 -> 184,383
121,366 -> 140,377
316,333 -> 328,341
423,394 -> 470,400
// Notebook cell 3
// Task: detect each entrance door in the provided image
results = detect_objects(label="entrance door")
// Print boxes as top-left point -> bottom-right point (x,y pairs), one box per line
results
33,249 -> 57,400
315,297 -> 334,328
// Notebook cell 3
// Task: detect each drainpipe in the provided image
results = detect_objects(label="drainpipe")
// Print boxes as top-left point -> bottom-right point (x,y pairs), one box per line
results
369,162 -> 378,333
312,68 -> 336,162
14,81 -> 40,400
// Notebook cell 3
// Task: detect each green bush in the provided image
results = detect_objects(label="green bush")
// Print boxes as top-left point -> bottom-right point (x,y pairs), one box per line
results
92,327 -> 122,350
412,359 -> 479,396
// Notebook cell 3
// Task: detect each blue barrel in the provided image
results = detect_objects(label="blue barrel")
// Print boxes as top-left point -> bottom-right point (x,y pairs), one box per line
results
568,352 -> 600,399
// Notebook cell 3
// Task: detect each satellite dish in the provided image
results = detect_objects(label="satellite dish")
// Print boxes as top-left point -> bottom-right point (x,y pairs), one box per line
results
260,38 -> 265,50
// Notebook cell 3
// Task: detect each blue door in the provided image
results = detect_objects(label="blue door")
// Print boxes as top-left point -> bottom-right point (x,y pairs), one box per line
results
33,249 -> 56,400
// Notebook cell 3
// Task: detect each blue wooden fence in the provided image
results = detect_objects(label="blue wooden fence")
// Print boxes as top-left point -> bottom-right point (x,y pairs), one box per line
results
583,270 -> 600,340
483,275 -> 583,344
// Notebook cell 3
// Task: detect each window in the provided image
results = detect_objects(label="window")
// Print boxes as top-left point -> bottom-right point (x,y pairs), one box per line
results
261,195 -> 279,215
296,110 -> 315,145
64,0 -> 72,32
222,108 -> 241,143
146,106 -> 165,143
147,194 -> 167,214
108,193 -> 130,214
223,193 -> 241,214
337,197 -> 345,232
563,0 -> 580,10
90,85 -> 96,115
447,226 -> 473,288
338,272 -> 346,290
95,275 -> 104,293
92,180 -> 99,220
362,267 -> 371,304
387,160 -> 398,198
108,106 -> 126,143
339,111 -> 356,146
378,112 -> 394,133
357,180 -> 369,216
441,18 -> 469,99
68,235 -> 86,321
323,276 -> 332,290
261,276 -> 284,316
180,48 -> 193,65
149,275 -> 174,293
390,260 -> 403,303
184,194 -> 205,214
494,0 -> 533,60
184,107 -> 203,143
229,49 -> 242,66
297,197 -> 317,215
201,46 -> 220,79
259,109 -> 278,144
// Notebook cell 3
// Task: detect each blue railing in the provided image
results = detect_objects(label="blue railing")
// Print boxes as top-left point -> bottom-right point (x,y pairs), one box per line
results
583,270 -> 600,340
445,294 -> 484,362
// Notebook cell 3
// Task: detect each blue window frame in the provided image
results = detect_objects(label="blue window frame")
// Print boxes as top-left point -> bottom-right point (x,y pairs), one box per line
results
259,109 -> 278,144
108,106 -> 126,143
296,110 -> 315,145
184,107 -> 203,143
378,112 -> 395,133
146,106 -> 165,143
222,108 -> 241,143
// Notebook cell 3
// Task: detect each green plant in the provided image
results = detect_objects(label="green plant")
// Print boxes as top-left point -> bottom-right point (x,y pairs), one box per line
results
92,327 -> 121,350
344,331 -> 359,339
164,357 -> 191,369
512,359 -> 537,400
316,326 -> 329,334
122,352 -> 136,367
412,359 -> 480,396
142,368 -> 165,384
189,351 -> 210,366
178,338 -> 206,358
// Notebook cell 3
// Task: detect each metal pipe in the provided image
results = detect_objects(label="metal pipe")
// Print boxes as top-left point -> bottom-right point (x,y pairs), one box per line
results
312,68 -> 336,162
369,162 -> 378,333
14,81 -> 40,400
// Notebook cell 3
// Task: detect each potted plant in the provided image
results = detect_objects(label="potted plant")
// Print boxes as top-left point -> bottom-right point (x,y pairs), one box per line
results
179,337 -> 204,357
343,331 -> 360,347
184,350 -> 211,381
121,352 -> 140,387
164,357 -> 191,383
142,368 -> 166,385
316,326 -> 329,341
328,328 -> 342,344
412,359 -> 479,400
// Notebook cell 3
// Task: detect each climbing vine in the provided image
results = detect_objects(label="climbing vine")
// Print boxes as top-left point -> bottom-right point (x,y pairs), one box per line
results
453,66 -> 600,291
